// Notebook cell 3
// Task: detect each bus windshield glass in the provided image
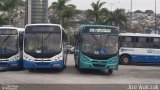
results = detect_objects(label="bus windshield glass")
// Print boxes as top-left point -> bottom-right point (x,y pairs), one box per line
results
0,29 -> 18,35
82,33 -> 118,55
24,26 -> 61,54
0,35 -> 18,54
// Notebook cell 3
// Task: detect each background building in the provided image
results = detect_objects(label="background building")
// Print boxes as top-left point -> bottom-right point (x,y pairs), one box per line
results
25,0 -> 48,24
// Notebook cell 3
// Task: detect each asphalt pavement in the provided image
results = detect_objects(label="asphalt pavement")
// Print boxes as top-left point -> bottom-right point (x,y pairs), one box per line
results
0,54 -> 160,90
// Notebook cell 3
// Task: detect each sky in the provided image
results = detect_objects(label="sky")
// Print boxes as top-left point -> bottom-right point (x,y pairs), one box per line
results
48,0 -> 160,13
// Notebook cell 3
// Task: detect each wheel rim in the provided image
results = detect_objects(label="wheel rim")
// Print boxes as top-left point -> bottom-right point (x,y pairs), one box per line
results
123,57 -> 129,64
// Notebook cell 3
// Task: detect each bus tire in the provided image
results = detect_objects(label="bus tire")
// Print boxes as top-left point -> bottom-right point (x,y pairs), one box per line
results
108,69 -> 113,74
74,54 -> 78,68
75,64 -> 78,68
76,60 -> 82,71
29,68 -> 34,72
120,55 -> 131,65
63,58 -> 67,69
57,68 -> 64,72
63,53 -> 67,69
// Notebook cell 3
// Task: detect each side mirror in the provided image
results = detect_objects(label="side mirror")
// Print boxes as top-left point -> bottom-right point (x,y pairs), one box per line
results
77,36 -> 82,42
62,31 -> 67,41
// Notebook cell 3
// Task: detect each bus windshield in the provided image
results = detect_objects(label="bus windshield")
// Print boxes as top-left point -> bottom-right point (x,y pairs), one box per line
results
25,33 -> 61,53
0,36 -> 18,54
82,33 -> 118,55
24,26 -> 62,55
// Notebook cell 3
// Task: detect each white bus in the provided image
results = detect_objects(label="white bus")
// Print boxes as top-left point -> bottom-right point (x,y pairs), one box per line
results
119,33 -> 160,65
0,27 -> 24,68
23,24 -> 67,71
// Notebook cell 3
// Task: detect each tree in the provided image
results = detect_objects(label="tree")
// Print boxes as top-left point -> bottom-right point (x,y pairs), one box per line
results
145,10 -> 154,15
108,9 -> 127,28
49,0 -> 76,26
134,10 -> 143,13
85,0 -> 109,24
0,14 -> 8,26
0,0 -> 22,24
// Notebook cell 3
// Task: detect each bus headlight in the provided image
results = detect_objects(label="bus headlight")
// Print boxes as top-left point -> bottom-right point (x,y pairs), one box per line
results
23,54 -> 34,61
81,55 -> 90,63
9,54 -> 19,61
108,57 -> 118,64
50,53 -> 63,61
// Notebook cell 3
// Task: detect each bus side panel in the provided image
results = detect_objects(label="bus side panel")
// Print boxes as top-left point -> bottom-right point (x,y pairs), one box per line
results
120,47 -> 160,63
0,60 -> 21,68
131,55 -> 160,63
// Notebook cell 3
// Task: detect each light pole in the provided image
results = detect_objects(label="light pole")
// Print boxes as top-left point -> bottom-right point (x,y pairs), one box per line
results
155,0 -> 157,29
130,0 -> 132,32
108,0 -> 120,11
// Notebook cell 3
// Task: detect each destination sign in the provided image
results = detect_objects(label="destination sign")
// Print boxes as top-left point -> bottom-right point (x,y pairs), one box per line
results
81,25 -> 119,34
89,28 -> 111,33
25,26 -> 61,33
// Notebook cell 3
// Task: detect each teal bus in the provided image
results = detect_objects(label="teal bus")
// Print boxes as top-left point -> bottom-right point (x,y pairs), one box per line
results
74,25 -> 119,74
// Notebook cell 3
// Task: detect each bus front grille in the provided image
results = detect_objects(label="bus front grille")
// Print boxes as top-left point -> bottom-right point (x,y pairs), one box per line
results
35,60 -> 51,62
35,63 -> 50,66
92,64 -> 106,67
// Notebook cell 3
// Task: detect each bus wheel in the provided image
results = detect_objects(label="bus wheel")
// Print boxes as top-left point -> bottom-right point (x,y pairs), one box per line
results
120,55 -> 131,65
108,69 -> 113,74
75,64 -> 78,68
29,68 -> 34,72
74,55 -> 77,68
56,68 -> 64,72
77,61 -> 83,72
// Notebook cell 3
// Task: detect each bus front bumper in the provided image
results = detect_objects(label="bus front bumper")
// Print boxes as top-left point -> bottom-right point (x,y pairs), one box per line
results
79,60 -> 118,70
0,60 -> 22,68
23,60 -> 65,69
79,55 -> 119,70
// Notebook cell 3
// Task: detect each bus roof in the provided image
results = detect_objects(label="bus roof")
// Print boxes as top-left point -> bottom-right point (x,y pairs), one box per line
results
25,24 -> 62,28
80,25 -> 118,28
0,27 -> 25,32
119,33 -> 160,37
0,27 -> 18,30
17,28 -> 25,32
25,24 -> 67,34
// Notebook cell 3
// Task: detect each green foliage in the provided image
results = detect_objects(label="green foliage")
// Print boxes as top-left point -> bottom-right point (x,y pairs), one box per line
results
49,0 -> 76,27
85,0 -> 109,24
145,10 -> 154,15
0,14 -> 8,26
67,29 -> 75,45
108,9 -> 127,28
134,10 -> 143,13
0,0 -> 22,11
49,0 -> 128,44
85,0 -> 127,29
0,0 -> 22,25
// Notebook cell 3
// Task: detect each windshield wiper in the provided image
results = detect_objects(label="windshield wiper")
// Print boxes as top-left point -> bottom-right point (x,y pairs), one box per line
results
3,34 -> 11,43
105,34 -> 110,44
44,34 -> 51,41
90,33 -> 98,42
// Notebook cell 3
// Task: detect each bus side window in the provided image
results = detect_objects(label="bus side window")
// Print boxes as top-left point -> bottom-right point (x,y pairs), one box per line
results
119,37 -> 123,47
137,37 -> 150,48
134,37 -> 138,48
151,37 -> 160,48
123,36 -> 133,47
